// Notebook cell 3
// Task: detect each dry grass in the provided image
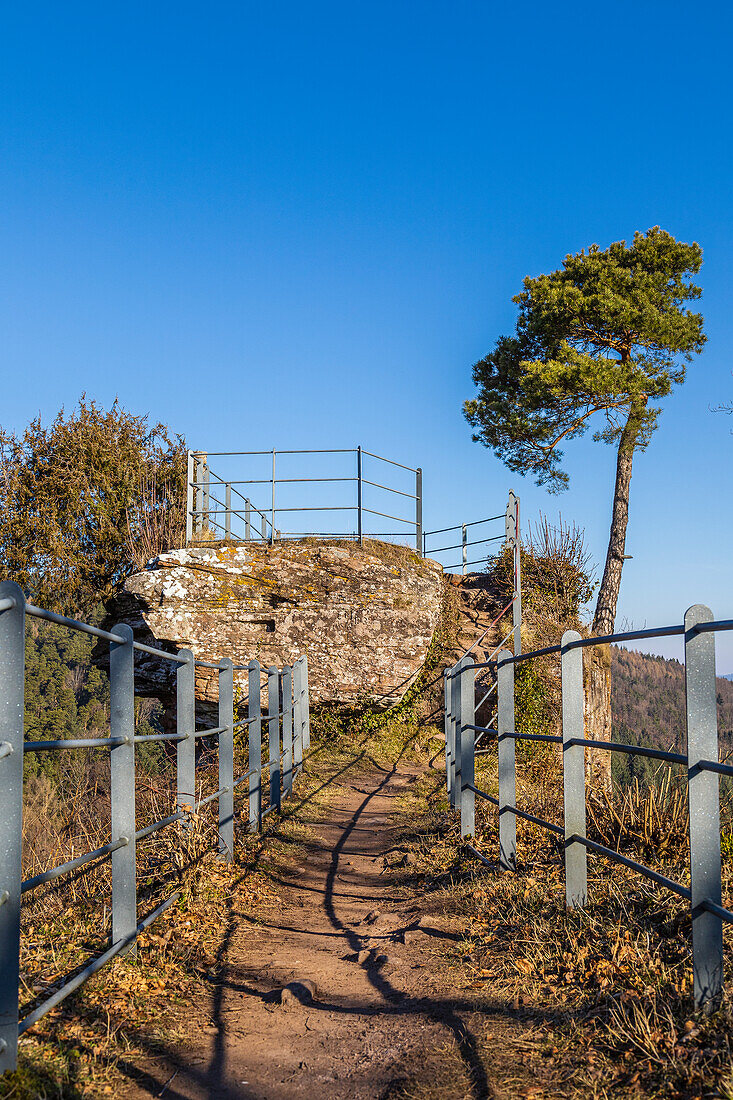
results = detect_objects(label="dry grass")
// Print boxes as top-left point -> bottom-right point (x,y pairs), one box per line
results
385,732 -> 733,1100
2,738 -> 273,1099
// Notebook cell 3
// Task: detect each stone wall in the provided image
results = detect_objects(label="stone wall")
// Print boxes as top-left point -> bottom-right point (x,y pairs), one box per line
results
103,540 -> 443,713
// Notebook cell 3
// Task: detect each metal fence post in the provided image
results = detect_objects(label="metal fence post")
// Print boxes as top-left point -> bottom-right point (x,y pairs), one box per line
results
462,524 -> 467,576
186,451 -> 194,546
416,467 -> 422,555
513,494 -> 522,656
443,668 -> 451,798
268,666 -> 281,811
562,630 -> 587,908
0,582 -> 26,1073
497,650 -> 516,871
507,491 -> 522,655
248,660 -> 262,831
302,654 -> 311,751
685,604 -> 723,1010
176,650 -> 195,818
193,454 -> 202,535
218,658 -> 234,860
293,658 -> 304,775
110,624 -> 137,954
460,658 -> 475,838
202,456 -> 210,534
225,483 -> 232,541
245,498 -> 251,540
357,446 -> 363,545
282,665 -> 293,798
449,662 -> 460,809
270,449 -> 276,546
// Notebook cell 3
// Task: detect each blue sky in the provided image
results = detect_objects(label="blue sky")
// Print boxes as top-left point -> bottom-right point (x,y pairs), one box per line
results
1,3 -> 732,668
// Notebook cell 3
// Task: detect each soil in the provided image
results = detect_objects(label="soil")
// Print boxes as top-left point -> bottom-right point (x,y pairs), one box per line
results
119,757 -> 535,1100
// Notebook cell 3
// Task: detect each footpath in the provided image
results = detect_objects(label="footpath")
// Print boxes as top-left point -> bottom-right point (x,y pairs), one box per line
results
121,752 -> 535,1100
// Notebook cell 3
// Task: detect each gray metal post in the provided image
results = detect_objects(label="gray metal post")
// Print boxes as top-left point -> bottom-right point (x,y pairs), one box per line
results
416,468 -> 423,555
443,669 -> 451,797
186,451 -> 194,546
685,604 -> 723,1010
270,449 -> 276,545
225,483 -> 232,540
561,630 -> 587,908
110,624 -> 136,954
176,651 -> 195,816
0,582 -> 26,1073
218,658 -> 234,860
497,650 -> 516,871
248,660 -> 262,831
513,494 -> 522,656
282,665 -> 293,798
194,454 -> 203,535
449,662 -> 460,809
203,456 -> 210,535
293,658 -> 304,775
462,524 -> 467,576
302,654 -> 311,751
506,491 -> 522,655
245,498 -> 251,540
460,658 -> 475,838
357,446 -> 363,545
268,666 -> 281,811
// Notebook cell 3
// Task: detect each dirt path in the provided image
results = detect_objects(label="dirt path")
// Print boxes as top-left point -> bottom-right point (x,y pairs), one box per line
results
122,757 -> 511,1100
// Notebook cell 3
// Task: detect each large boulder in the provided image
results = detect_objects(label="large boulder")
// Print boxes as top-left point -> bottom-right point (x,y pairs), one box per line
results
103,540 -> 443,712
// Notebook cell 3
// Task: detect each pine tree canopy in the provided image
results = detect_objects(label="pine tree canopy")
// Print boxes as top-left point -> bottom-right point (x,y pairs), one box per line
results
464,227 -> 706,491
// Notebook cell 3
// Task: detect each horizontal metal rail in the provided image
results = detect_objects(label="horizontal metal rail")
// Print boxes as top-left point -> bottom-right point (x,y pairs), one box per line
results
195,477 -> 357,486
502,730 -> 563,745
697,759 -> 733,779
467,783 -> 499,807
21,838 -> 129,895
204,448 -> 358,456
504,804 -> 564,837
362,506 -> 414,525
360,449 -> 417,473
133,641 -> 188,664
360,478 -> 417,500
272,506 -> 357,513
429,534 -> 503,554
133,732 -> 184,744
568,738 -> 687,766
232,767 -> 258,790
25,604 -> 125,644
25,737 -> 129,752
423,514 -> 504,536
466,843 -> 495,868
18,893 -> 179,1035
196,787 -> 228,809
573,835 -> 691,901
702,898 -> 733,924
135,813 -> 185,843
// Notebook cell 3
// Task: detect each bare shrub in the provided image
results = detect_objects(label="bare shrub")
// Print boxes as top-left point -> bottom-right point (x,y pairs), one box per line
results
125,474 -> 186,569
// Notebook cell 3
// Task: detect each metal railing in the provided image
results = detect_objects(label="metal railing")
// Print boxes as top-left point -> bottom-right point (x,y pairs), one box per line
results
423,491 -> 522,602
185,447 -> 423,552
0,580 -> 311,1073
443,605 -> 733,1011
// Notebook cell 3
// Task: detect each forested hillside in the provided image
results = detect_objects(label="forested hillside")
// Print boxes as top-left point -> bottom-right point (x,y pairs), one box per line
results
24,617 -> 164,778
611,646 -> 733,785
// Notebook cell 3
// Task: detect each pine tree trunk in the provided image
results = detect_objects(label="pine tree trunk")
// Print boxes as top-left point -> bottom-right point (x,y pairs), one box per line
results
585,398 -> 648,791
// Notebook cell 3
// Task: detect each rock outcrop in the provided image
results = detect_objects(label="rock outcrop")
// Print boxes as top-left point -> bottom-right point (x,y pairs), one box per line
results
104,540 -> 443,713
